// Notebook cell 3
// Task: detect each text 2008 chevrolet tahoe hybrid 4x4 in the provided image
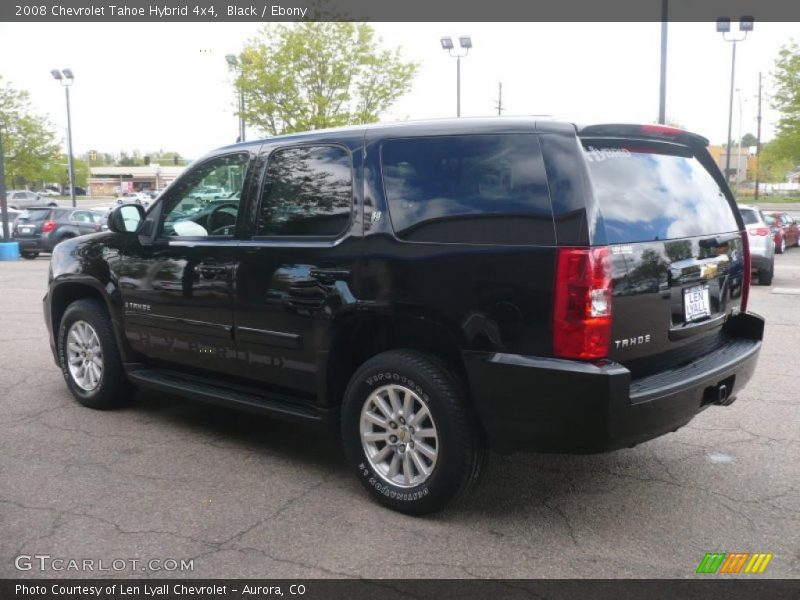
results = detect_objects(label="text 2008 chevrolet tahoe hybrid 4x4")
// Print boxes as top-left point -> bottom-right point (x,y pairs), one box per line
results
44,119 -> 764,514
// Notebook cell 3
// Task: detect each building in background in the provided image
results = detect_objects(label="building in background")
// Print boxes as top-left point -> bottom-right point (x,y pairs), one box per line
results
88,165 -> 185,196
707,145 -> 752,185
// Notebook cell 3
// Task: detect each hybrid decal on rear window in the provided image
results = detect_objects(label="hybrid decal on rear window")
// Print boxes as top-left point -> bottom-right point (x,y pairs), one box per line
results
583,147 -> 631,162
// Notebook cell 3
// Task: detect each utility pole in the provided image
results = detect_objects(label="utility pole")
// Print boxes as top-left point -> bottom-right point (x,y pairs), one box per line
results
755,71 -> 763,202
495,82 -> 503,116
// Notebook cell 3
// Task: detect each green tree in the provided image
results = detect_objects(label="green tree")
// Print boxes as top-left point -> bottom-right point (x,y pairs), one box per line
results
759,139 -> 795,182
233,22 -> 418,136
769,41 -> 800,167
0,76 -> 60,189
39,155 -> 88,188
740,133 -> 758,148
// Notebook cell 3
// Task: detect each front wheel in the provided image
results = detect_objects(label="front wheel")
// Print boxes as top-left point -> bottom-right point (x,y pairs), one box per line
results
21,252 -> 39,259
341,350 -> 484,515
57,298 -> 133,409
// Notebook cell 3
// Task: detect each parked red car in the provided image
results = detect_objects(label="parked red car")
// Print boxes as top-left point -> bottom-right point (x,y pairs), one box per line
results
767,212 -> 800,253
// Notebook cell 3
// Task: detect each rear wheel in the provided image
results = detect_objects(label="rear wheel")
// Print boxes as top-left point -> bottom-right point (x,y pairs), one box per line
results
21,252 -> 39,259
57,298 -> 133,409
759,265 -> 774,286
341,350 -> 485,515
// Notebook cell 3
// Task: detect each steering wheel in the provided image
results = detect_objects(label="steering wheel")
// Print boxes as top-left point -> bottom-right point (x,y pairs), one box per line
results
208,202 -> 239,236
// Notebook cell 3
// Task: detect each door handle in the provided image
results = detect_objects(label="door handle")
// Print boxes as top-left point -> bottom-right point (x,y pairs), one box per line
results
309,267 -> 350,283
194,264 -> 229,279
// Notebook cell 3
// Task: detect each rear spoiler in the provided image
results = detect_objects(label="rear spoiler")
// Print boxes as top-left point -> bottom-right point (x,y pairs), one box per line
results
577,123 -> 709,148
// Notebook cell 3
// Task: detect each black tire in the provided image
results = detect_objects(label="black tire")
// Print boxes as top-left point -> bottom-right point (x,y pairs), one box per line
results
776,237 -> 785,254
341,350 -> 485,515
47,202 -> 58,207
57,298 -> 133,409
759,266 -> 773,286
21,252 -> 39,259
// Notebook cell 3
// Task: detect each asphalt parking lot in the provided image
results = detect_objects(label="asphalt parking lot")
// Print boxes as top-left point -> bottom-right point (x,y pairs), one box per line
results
1,249 -> 798,579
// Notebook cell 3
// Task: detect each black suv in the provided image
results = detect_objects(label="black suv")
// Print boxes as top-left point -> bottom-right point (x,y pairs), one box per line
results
44,119 -> 763,514
14,207 -> 105,259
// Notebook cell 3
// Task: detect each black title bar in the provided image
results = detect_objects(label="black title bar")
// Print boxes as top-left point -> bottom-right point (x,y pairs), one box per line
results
3,0 -> 800,22
3,579 -> 800,600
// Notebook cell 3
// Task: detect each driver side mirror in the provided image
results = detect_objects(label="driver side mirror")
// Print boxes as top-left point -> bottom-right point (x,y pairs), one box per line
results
107,204 -> 145,234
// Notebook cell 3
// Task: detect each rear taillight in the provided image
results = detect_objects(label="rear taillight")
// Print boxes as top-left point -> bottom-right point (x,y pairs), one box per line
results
749,227 -> 769,236
740,231 -> 751,313
42,220 -> 57,233
553,247 -> 612,360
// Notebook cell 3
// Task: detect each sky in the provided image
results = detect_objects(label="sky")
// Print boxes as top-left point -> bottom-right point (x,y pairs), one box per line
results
0,21 -> 796,160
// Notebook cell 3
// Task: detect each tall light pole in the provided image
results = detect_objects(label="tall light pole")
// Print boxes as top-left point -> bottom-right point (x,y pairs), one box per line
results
0,121 -> 9,242
226,54 -> 245,143
440,36 -> 472,117
51,68 -> 76,207
658,0 -> 669,124
716,17 -> 753,184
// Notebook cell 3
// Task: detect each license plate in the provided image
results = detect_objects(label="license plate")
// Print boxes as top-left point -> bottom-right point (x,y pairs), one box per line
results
18,227 -> 33,234
684,285 -> 711,322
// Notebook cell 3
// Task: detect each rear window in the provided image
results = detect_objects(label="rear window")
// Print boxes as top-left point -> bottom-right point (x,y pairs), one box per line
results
18,209 -> 51,222
582,141 -> 738,243
381,134 -> 554,244
739,209 -> 759,225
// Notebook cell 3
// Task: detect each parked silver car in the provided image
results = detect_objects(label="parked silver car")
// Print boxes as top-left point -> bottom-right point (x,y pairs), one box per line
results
4,190 -> 57,210
738,205 -> 775,286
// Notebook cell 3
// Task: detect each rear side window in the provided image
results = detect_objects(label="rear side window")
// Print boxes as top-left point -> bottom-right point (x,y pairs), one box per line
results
381,135 -> 554,244
583,141 -> 738,243
257,145 -> 352,237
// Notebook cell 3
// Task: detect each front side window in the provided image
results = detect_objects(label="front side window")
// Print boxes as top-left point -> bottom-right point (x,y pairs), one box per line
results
257,145 -> 353,237
160,153 -> 249,238
71,211 -> 93,223
381,135 -> 553,244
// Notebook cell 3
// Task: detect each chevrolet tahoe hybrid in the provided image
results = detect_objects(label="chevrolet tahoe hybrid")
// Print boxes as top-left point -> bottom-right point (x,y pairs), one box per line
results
44,119 -> 764,514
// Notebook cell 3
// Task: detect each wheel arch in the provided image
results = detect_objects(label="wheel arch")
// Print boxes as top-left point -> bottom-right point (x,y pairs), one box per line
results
50,279 -> 135,362
322,311 -> 473,411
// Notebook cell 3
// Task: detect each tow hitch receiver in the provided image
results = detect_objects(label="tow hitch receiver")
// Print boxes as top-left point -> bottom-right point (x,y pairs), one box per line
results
704,376 -> 736,406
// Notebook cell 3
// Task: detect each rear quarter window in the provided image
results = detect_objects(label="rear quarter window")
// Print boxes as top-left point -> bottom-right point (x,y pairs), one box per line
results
380,134 -> 554,244
583,141 -> 738,243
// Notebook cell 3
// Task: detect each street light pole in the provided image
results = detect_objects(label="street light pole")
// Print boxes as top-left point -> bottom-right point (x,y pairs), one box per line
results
716,17 -> 753,184
440,36 -> 472,118
725,42 -> 737,181
51,69 -> 76,207
0,121 -> 9,241
658,0 -> 669,124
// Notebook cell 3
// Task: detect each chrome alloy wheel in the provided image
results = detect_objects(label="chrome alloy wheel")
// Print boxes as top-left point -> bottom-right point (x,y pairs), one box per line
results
360,384 -> 439,488
66,320 -> 104,391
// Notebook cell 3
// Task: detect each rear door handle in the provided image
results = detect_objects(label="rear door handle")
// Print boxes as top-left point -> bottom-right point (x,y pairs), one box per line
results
194,264 -> 230,279
309,267 -> 350,283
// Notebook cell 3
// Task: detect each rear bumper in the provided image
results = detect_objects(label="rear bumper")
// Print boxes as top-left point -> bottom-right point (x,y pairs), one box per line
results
463,313 -> 764,454
15,236 -> 53,252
